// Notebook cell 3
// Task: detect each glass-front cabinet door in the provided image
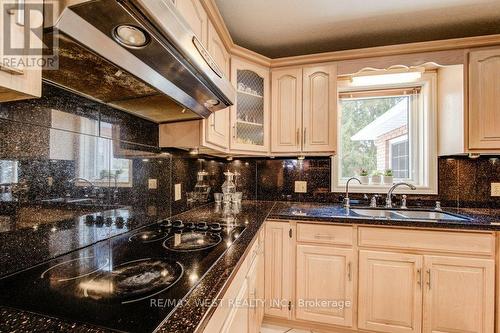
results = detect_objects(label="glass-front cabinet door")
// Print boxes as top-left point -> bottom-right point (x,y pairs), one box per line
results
230,57 -> 270,152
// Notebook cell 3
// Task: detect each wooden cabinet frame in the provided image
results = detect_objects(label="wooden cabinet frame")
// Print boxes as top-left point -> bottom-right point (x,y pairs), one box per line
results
263,222 -> 497,333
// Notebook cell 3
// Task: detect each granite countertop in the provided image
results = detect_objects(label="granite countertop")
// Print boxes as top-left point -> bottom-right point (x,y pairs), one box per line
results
2,200 -> 500,333
0,200 -> 277,333
268,201 -> 500,231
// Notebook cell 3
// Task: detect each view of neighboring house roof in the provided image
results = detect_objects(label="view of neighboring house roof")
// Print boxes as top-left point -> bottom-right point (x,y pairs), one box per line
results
351,98 -> 408,141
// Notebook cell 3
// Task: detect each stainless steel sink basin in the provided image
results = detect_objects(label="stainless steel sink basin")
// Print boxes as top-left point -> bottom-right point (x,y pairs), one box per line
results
350,209 -> 398,219
42,197 -> 95,204
351,208 -> 469,222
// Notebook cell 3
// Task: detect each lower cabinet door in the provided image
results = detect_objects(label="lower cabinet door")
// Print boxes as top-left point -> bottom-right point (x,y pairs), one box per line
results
220,276 -> 249,333
255,237 -> 265,326
423,256 -> 495,333
247,257 -> 259,333
295,245 -> 354,327
358,250 -> 423,333
264,221 -> 292,318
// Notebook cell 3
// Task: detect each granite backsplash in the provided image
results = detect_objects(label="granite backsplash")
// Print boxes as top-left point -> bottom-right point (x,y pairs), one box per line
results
0,83 -> 228,277
225,156 -> 500,208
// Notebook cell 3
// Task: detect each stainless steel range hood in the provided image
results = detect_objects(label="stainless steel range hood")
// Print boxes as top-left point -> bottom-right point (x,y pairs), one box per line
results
43,0 -> 235,123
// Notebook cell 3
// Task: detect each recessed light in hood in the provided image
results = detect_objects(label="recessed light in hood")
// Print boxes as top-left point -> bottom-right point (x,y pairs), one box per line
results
112,25 -> 150,49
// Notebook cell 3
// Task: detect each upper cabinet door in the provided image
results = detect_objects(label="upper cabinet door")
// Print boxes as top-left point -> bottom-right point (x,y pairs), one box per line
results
296,245 -> 354,327
469,48 -> 500,151
204,21 -> 230,148
230,57 -> 270,152
423,256 -> 495,333
358,250 -> 423,333
271,68 -> 303,153
174,0 -> 208,46
302,64 -> 337,153
0,0 -> 42,101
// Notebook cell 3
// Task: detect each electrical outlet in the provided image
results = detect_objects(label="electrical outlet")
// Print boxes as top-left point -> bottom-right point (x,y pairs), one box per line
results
174,183 -> 182,201
47,177 -> 53,186
295,181 -> 307,193
491,183 -> 500,196
148,179 -> 158,190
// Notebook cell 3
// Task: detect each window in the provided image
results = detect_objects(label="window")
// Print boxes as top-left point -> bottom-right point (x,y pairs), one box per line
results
0,160 -> 18,184
332,72 -> 437,194
77,121 -> 132,187
389,136 -> 409,178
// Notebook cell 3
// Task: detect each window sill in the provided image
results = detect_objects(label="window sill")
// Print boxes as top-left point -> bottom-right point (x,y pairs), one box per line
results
75,181 -> 133,188
332,183 -> 437,195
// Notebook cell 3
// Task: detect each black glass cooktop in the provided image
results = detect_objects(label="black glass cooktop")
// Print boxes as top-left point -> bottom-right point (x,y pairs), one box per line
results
0,219 -> 245,332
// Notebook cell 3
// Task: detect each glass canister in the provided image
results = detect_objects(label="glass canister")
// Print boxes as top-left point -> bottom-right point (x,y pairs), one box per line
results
221,171 -> 236,195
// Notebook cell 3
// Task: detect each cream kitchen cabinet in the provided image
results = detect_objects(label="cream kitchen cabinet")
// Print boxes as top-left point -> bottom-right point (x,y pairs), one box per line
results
204,20 -> 231,149
423,256 -> 495,333
0,0 -> 42,101
296,245 -> 354,327
271,64 -> 337,154
203,229 -> 265,333
264,222 -> 496,333
230,57 -> 270,153
159,2 -> 231,152
271,67 -> 303,153
174,0 -> 208,46
358,250 -> 495,333
468,48 -> 500,151
358,250 -> 423,333
264,220 -> 292,318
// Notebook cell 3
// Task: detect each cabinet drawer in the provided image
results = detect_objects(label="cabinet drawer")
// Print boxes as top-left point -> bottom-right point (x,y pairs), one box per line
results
358,227 -> 495,256
297,223 -> 352,246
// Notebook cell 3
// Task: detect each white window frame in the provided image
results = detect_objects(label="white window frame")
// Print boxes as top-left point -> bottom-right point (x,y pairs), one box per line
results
76,120 -> 133,188
332,72 -> 438,194
388,134 -> 409,179
0,160 -> 18,184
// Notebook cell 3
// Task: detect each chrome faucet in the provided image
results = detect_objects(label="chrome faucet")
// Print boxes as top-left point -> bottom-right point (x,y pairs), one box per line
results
344,177 -> 361,208
386,182 -> 416,208
67,177 -> 96,198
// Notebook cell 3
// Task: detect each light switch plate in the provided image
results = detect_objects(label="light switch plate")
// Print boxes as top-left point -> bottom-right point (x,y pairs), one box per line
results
295,181 -> 307,193
174,183 -> 182,201
148,179 -> 158,190
491,183 -> 500,196
47,177 -> 53,186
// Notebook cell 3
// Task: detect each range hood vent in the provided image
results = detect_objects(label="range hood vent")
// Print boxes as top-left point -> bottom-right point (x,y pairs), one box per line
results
43,0 -> 235,123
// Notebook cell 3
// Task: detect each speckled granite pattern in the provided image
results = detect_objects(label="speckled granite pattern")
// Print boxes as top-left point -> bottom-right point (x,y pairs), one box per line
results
0,307 -> 112,333
0,205 -> 170,278
155,201 -> 276,333
269,201 -> 500,231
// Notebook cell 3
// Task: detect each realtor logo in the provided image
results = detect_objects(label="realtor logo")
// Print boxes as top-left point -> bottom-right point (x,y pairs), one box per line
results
2,1 -> 58,70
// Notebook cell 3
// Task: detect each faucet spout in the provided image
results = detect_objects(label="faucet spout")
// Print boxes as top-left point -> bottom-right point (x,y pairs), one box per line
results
344,177 -> 361,208
385,182 -> 416,208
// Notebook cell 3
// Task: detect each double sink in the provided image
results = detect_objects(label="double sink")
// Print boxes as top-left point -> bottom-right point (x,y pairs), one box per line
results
351,208 -> 469,222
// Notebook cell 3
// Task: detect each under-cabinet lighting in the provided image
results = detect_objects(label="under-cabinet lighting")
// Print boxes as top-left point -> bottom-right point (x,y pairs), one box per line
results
468,153 -> 480,159
351,69 -> 423,86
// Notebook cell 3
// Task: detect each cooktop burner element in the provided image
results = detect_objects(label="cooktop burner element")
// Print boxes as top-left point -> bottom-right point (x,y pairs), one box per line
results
81,258 -> 183,304
163,231 -> 222,252
209,223 -> 222,232
172,220 -> 184,229
158,219 -> 172,228
129,228 -> 168,243
185,222 -> 196,230
196,222 -> 209,231
40,256 -> 110,283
